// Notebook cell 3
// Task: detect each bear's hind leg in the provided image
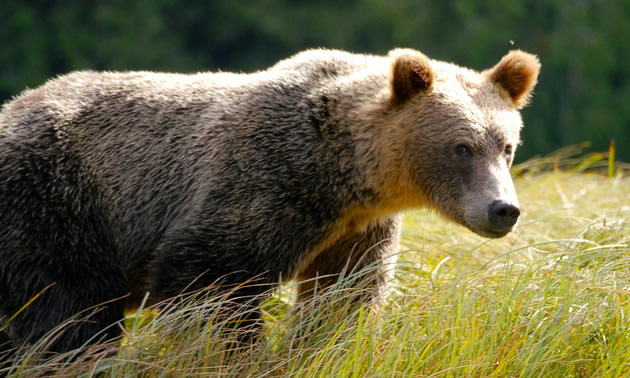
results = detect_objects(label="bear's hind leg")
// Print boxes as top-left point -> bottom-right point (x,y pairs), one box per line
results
0,237 -> 127,356
0,152 -> 127,355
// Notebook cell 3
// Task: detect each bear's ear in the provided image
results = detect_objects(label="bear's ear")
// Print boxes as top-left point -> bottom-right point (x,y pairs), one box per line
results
485,50 -> 541,109
389,48 -> 433,105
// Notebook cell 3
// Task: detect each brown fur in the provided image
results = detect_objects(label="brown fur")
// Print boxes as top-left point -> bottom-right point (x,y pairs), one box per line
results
0,48 -> 539,355
389,49 -> 434,105
485,50 -> 541,108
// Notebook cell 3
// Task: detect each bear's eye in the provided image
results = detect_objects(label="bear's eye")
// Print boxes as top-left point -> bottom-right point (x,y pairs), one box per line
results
504,144 -> 513,155
455,144 -> 472,156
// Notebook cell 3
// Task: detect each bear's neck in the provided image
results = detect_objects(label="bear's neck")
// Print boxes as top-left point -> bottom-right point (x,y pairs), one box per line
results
334,88 -> 429,215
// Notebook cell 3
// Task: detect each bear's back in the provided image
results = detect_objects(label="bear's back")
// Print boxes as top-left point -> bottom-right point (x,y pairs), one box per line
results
0,51 -> 389,268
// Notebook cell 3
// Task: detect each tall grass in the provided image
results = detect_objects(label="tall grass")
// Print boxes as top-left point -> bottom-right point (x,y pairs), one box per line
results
2,151 -> 629,377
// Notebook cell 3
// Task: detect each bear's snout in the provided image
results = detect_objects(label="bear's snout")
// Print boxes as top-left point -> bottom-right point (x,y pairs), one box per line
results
487,200 -> 520,233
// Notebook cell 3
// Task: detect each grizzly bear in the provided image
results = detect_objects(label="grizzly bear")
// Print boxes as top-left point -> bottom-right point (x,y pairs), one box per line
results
0,48 -> 540,355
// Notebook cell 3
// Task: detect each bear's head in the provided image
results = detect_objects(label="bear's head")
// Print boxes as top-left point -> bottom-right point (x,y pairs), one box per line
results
387,48 -> 540,238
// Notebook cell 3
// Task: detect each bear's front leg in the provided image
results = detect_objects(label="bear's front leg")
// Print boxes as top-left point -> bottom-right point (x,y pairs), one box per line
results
294,215 -> 402,308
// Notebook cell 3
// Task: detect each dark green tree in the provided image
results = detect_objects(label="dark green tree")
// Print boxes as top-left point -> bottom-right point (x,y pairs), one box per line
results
1,0 -> 628,161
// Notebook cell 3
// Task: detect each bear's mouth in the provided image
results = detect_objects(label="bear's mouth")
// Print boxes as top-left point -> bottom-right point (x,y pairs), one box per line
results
468,224 -> 515,239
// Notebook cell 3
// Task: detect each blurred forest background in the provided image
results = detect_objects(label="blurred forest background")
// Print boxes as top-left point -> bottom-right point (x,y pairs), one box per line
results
1,1 -> 628,162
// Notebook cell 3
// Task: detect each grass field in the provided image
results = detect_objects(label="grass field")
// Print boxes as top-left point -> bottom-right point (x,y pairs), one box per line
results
4,151 -> 630,377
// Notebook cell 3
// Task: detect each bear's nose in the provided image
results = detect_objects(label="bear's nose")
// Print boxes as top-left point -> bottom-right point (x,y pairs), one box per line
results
488,200 -> 520,230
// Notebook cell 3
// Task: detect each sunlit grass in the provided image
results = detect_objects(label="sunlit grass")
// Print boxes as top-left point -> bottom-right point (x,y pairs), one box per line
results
2,151 -> 629,377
